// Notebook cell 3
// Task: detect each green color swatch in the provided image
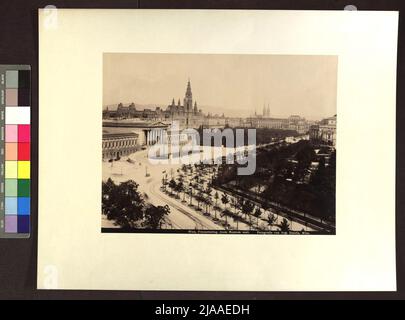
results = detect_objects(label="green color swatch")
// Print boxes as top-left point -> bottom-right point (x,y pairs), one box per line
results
17,179 -> 30,197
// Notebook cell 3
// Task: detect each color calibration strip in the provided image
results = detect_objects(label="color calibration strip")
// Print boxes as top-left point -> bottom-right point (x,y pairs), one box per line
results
0,65 -> 30,238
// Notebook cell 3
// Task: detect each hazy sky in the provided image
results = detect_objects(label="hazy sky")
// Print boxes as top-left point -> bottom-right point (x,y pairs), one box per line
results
103,53 -> 337,120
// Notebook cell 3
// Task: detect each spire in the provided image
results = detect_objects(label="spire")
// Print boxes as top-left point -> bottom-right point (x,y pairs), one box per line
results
184,79 -> 193,124
172,98 -> 175,105
185,79 -> 192,98
178,99 -> 181,106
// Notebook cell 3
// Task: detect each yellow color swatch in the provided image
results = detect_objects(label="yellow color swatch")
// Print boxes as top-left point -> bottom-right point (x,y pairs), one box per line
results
18,161 -> 30,179
5,161 -> 18,179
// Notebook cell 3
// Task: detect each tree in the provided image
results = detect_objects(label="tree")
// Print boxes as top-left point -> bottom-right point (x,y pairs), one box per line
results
203,186 -> 213,214
196,190 -> 204,210
168,179 -> 177,195
221,209 -> 232,229
176,180 -> 185,200
241,200 -> 254,228
279,218 -> 290,233
221,193 -> 229,210
266,212 -> 278,231
231,211 -> 242,230
102,178 -> 116,214
213,191 -> 220,220
309,152 -> 335,221
199,193 -> 207,213
253,206 -> 262,228
144,205 -> 170,229
204,196 -> 213,216
205,185 -> 213,198
161,174 -> 169,191
230,197 -> 239,215
296,145 -> 315,167
188,183 -> 194,205
261,200 -> 270,217
102,179 -> 145,229
177,173 -> 185,182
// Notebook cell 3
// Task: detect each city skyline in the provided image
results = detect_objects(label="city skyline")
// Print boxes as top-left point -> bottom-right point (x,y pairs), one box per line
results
103,53 -> 337,120
102,53 -> 337,235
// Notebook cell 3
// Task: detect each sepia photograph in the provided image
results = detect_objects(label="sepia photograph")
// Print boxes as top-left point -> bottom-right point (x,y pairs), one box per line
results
101,53 -> 337,235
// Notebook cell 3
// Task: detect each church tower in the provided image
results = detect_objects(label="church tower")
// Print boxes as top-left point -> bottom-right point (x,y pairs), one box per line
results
184,80 -> 193,112
183,79 -> 193,126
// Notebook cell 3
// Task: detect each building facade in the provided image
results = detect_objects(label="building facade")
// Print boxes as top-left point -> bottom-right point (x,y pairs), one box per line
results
102,132 -> 139,160
245,115 -> 309,134
309,115 -> 337,146
103,120 -> 169,147
287,115 -> 310,134
225,117 -> 243,128
103,80 -> 206,129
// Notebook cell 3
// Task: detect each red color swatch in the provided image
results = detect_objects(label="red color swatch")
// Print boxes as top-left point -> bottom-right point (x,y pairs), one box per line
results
18,143 -> 30,160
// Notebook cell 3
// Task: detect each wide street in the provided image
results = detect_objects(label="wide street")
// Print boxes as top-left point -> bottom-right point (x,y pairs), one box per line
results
102,143 -> 318,232
102,148 -> 223,230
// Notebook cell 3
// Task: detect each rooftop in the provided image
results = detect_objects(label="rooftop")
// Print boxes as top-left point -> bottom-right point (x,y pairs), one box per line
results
102,132 -> 139,139
103,120 -> 169,129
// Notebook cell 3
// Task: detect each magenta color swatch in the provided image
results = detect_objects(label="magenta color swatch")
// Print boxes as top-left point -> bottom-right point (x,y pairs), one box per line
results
5,215 -> 17,233
18,124 -> 30,142
6,125 -> 18,142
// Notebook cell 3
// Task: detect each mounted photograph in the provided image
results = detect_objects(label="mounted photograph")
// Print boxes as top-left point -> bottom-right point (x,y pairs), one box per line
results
101,53 -> 337,235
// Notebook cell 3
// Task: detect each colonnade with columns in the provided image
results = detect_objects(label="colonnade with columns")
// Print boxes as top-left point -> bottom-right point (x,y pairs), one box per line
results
145,128 -> 167,146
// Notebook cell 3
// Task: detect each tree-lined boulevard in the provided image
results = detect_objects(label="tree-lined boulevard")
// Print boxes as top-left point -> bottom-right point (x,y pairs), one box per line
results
102,130 -> 335,234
